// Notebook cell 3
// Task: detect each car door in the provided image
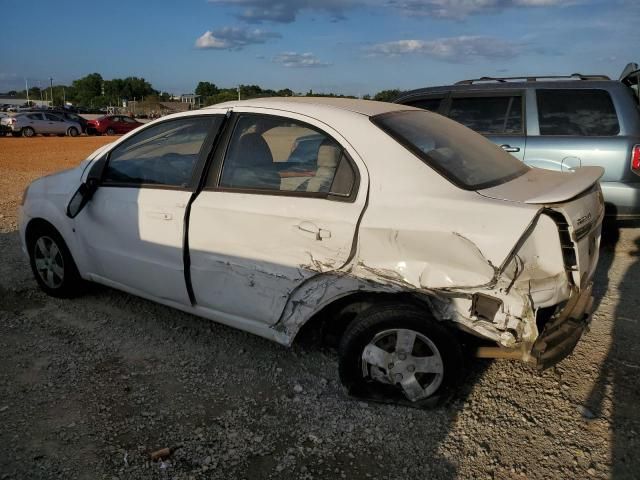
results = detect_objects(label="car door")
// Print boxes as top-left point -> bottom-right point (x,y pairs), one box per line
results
74,114 -> 224,304
443,91 -> 527,161
121,116 -> 140,133
24,113 -> 45,131
188,111 -> 367,326
523,88 -> 627,176
44,113 -> 66,134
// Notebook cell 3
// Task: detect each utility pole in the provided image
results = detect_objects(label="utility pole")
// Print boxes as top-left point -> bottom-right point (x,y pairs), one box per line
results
237,85 -> 241,101
49,77 -> 53,107
25,79 -> 29,105
63,87 -> 66,107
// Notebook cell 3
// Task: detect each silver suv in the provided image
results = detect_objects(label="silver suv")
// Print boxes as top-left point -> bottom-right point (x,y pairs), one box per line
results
395,63 -> 640,219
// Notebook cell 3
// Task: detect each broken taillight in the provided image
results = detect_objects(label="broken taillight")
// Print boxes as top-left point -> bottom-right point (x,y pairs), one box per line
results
632,144 -> 640,173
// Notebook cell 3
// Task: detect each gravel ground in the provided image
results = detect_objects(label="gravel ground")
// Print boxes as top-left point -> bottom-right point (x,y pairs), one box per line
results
1,136 -> 639,479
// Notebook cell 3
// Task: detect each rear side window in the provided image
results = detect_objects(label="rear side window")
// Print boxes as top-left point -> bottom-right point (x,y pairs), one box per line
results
216,114 -> 355,197
103,116 -> 221,187
27,114 -> 42,120
372,110 -> 529,190
405,98 -> 442,112
537,89 -> 619,136
447,96 -> 523,134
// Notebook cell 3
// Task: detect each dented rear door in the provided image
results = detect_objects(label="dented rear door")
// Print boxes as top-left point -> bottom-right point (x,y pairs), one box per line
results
188,110 -> 368,326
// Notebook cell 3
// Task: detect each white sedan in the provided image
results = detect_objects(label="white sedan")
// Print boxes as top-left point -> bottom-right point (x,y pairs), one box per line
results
19,98 -> 604,407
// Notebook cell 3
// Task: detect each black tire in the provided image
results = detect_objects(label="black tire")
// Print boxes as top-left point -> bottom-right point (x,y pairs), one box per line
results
106,127 -> 115,135
67,126 -> 79,137
338,303 -> 463,408
27,224 -> 84,298
22,127 -> 35,137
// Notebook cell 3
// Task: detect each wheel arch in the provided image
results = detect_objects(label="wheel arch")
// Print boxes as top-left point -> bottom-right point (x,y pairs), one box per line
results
283,282 -> 439,347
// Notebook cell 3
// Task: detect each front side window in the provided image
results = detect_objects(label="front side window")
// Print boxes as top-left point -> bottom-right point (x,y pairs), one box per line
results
537,89 -> 619,136
217,114 -> 355,196
447,95 -> 523,134
103,116 -> 221,187
122,116 -> 137,123
372,110 -> 529,190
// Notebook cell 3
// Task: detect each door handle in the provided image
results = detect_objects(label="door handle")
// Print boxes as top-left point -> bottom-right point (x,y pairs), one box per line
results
297,221 -> 331,240
500,144 -> 520,153
147,211 -> 172,220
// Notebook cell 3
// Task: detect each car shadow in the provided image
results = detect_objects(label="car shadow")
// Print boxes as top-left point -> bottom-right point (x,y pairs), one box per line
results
586,219 -> 640,478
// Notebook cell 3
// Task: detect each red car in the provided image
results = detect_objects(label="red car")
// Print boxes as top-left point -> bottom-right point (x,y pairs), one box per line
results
86,115 -> 143,135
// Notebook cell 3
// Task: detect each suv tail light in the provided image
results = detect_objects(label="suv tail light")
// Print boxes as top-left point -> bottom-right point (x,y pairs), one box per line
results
632,144 -> 640,172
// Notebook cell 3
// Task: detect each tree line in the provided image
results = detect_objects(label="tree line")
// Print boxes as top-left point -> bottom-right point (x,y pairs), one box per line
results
2,73 -> 403,108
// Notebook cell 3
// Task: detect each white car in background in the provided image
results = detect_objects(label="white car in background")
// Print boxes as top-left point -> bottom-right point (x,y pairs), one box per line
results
18,98 -> 604,407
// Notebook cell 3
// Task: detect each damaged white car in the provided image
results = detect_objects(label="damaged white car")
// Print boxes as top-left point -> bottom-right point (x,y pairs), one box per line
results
19,98 -> 604,407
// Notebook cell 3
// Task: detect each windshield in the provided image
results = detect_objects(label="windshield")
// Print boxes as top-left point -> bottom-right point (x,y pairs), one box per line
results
372,110 -> 529,190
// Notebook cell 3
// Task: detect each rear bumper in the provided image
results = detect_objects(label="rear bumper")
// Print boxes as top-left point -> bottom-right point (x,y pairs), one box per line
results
530,282 -> 593,370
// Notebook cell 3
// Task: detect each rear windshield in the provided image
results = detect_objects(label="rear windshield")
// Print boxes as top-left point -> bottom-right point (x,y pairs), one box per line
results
372,110 -> 529,190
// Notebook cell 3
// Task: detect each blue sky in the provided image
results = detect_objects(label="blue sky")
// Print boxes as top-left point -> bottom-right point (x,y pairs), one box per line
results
1,0 -> 637,96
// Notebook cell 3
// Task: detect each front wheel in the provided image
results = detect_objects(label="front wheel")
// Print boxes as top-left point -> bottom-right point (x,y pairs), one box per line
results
28,225 -> 84,298
22,127 -> 35,137
106,127 -> 115,135
67,126 -> 79,137
339,304 -> 463,408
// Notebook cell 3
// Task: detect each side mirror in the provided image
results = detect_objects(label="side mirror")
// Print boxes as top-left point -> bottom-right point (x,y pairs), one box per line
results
66,158 -> 106,218
66,182 -> 94,218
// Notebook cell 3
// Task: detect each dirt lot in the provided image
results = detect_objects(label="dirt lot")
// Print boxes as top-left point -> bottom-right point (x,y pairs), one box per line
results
1,136 -> 639,479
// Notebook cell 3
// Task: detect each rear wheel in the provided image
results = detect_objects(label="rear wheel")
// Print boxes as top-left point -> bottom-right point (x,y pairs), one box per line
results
106,127 -> 115,135
27,224 -> 84,298
339,303 -> 463,408
22,127 -> 35,137
67,126 -> 79,137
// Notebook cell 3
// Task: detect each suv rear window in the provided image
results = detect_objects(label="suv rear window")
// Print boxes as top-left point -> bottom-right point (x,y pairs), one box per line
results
447,96 -> 523,134
372,110 -> 529,190
537,89 -> 619,136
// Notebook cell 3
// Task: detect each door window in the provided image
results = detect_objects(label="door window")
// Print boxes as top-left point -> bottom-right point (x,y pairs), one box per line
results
216,115 -> 356,197
44,113 -> 63,121
536,89 -> 619,136
447,95 -> 523,134
103,116 -> 222,187
27,114 -> 43,120
122,116 -> 137,123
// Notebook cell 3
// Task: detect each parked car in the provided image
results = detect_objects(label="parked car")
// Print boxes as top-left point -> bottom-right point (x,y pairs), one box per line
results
1,112 -> 83,137
49,109 -> 89,133
19,98 -> 603,406
86,115 -> 143,135
394,63 -> 640,219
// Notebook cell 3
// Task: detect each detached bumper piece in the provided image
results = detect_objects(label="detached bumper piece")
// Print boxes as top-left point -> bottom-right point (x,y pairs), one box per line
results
530,282 -> 593,370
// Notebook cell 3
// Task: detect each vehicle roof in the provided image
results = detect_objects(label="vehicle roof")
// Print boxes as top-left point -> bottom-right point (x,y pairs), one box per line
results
204,97 -> 413,117
397,79 -> 624,100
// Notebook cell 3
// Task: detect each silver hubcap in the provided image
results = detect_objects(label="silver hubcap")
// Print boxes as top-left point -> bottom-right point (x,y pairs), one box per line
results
361,328 -> 444,402
33,236 -> 64,288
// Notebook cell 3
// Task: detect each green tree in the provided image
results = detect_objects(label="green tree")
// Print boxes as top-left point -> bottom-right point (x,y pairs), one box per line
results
195,81 -> 219,97
71,73 -> 104,106
373,89 -> 402,102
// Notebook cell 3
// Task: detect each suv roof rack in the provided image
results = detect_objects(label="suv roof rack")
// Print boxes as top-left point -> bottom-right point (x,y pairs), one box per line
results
455,73 -> 611,85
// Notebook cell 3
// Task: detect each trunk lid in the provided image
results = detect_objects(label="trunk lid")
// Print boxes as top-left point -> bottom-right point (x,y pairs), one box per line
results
479,166 -> 605,287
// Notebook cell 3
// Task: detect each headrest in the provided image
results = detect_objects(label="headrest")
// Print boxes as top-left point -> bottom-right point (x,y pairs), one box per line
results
233,133 -> 273,166
317,141 -> 341,168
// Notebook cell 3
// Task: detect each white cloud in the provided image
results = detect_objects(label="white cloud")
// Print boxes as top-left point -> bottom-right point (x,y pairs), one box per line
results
272,52 -> 331,68
368,36 -> 520,61
208,0 -> 577,23
208,0 -> 361,23
195,27 -> 281,50
388,0 -> 577,18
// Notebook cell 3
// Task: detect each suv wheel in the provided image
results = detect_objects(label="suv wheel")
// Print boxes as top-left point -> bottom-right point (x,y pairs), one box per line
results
22,127 -> 35,137
28,225 -> 84,298
339,303 -> 463,408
